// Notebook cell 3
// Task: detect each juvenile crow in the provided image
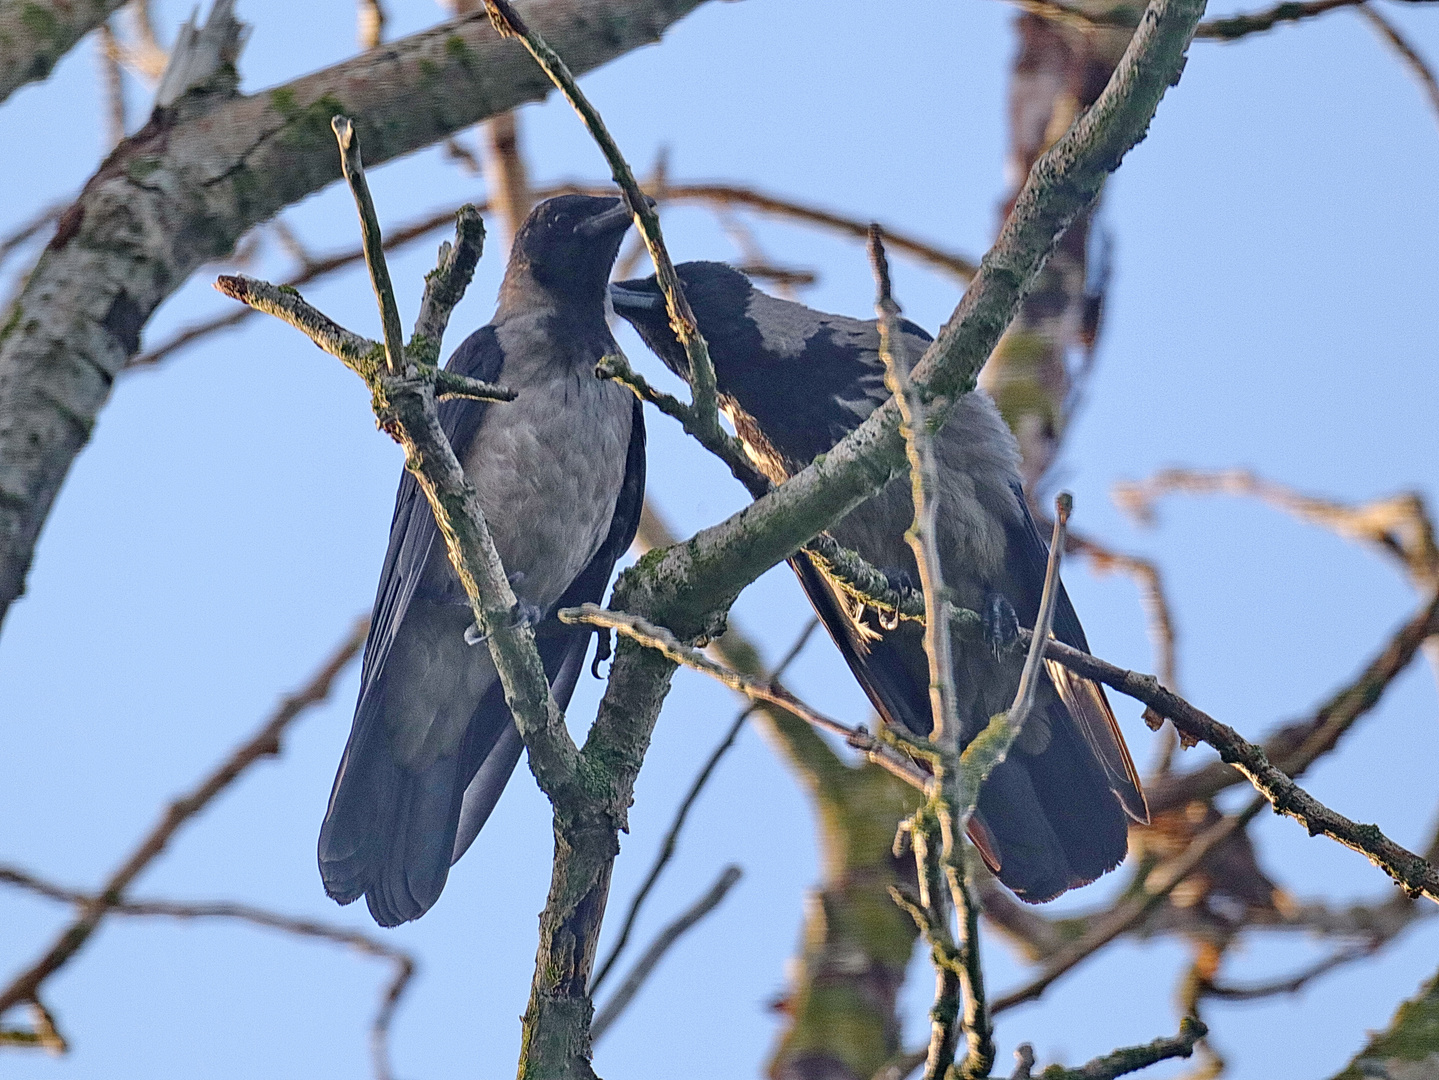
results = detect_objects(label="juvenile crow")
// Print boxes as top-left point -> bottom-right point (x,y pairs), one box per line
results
611,261 -> 1146,903
319,195 -> 646,927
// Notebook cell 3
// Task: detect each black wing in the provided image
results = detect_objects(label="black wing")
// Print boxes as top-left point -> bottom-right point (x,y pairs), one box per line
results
356,325 -> 505,700
997,483 -> 1148,824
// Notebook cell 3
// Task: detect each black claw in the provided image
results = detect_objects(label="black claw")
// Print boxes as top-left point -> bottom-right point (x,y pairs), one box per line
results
512,600 -> 544,630
590,626 -> 613,679
983,592 -> 1020,657
883,567 -> 917,595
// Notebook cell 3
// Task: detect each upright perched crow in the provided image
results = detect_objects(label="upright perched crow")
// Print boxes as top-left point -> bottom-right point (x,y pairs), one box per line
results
319,196 -> 646,927
611,262 -> 1146,903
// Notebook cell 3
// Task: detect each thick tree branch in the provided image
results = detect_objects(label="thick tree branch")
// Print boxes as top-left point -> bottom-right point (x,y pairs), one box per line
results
0,0 -> 130,104
0,615 -> 368,1017
0,0 -> 717,633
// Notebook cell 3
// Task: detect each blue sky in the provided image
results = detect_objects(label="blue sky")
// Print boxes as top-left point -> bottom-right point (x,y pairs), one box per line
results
1,1 -> 1437,1077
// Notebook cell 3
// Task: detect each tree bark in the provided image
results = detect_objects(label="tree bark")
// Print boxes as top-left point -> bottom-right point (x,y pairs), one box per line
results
0,0 -> 130,105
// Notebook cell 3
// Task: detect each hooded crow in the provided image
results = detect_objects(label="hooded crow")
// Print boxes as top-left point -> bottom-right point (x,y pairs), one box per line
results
319,195 -> 646,926
611,261 -> 1146,903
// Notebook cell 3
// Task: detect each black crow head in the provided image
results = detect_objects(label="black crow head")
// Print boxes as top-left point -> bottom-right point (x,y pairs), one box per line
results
610,261 -> 754,383
504,194 -> 634,308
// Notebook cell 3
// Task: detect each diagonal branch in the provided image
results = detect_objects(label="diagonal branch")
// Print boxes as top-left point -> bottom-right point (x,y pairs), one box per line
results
560,604 -> 930,790
1357,3 -> 1439,128
0,615 -> 368,1017
589,865 -> 742,1041
481,0 -> 726,443
0,865 -> 413,1080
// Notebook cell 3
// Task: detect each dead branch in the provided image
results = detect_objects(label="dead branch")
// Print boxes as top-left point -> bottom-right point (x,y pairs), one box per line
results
0,615 -> 368,1017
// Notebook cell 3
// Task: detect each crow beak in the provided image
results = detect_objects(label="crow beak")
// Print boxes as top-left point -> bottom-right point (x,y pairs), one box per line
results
575,195 -> 658,237
608,282 -> 663,311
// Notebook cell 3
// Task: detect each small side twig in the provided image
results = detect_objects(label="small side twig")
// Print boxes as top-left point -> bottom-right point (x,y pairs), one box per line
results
590,865 -> 743,1041
481,0 -> 724,440
1036,1017 -> 1208,1079
1357,3 -> 1439,129
559,604 -> 930,790
333,117 -> 407,376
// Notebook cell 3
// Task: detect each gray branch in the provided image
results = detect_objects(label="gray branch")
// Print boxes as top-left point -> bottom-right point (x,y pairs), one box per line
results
0,0 -> 130,105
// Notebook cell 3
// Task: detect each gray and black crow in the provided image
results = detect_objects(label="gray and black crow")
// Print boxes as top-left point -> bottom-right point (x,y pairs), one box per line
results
611,261 -> 1147,903
319,195 -> 646,927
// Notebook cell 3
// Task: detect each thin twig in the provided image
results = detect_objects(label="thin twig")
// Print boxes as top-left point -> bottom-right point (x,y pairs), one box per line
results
590,865 -> 743,1040
590,618 -> 819,994
213,274 -> 513,402
1145,585 -> 1439,814
1037,1018 -> 1208,1079
955,496 -> 1070,821
870,227 -> 961,750
1045,621 -> 1439,902
410,205 -> 487,365
0,866 -> 413,1080
0,616 -> 369,1016
1004,0 -> 1439,42
97,20 -> 125,148
991,798 -> 1267,1012
559,605 -> 931,790
357,0 -> 386,49
871,225 -> 993,1080
1200,942 -> 1378,1000
481,0 -> 724,441
333,117 -> 407,377
1113,468 -> 1439,590
1358,4 -> 1439,129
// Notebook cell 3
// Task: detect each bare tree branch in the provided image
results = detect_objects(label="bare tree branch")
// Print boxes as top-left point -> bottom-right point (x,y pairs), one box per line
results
0,865 -> 413,1080
0,615 -> 368,1017
589,617 -> 818,995
590,865 -> 742,1041
1004,0 -> 1439,43
0,0 -> 131,104
561,604 -> 931,790
0,0 -> 720,635
1358,3 -> 1439,127
1145,586 -> 1439,814
1034,615 -> 1439,903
